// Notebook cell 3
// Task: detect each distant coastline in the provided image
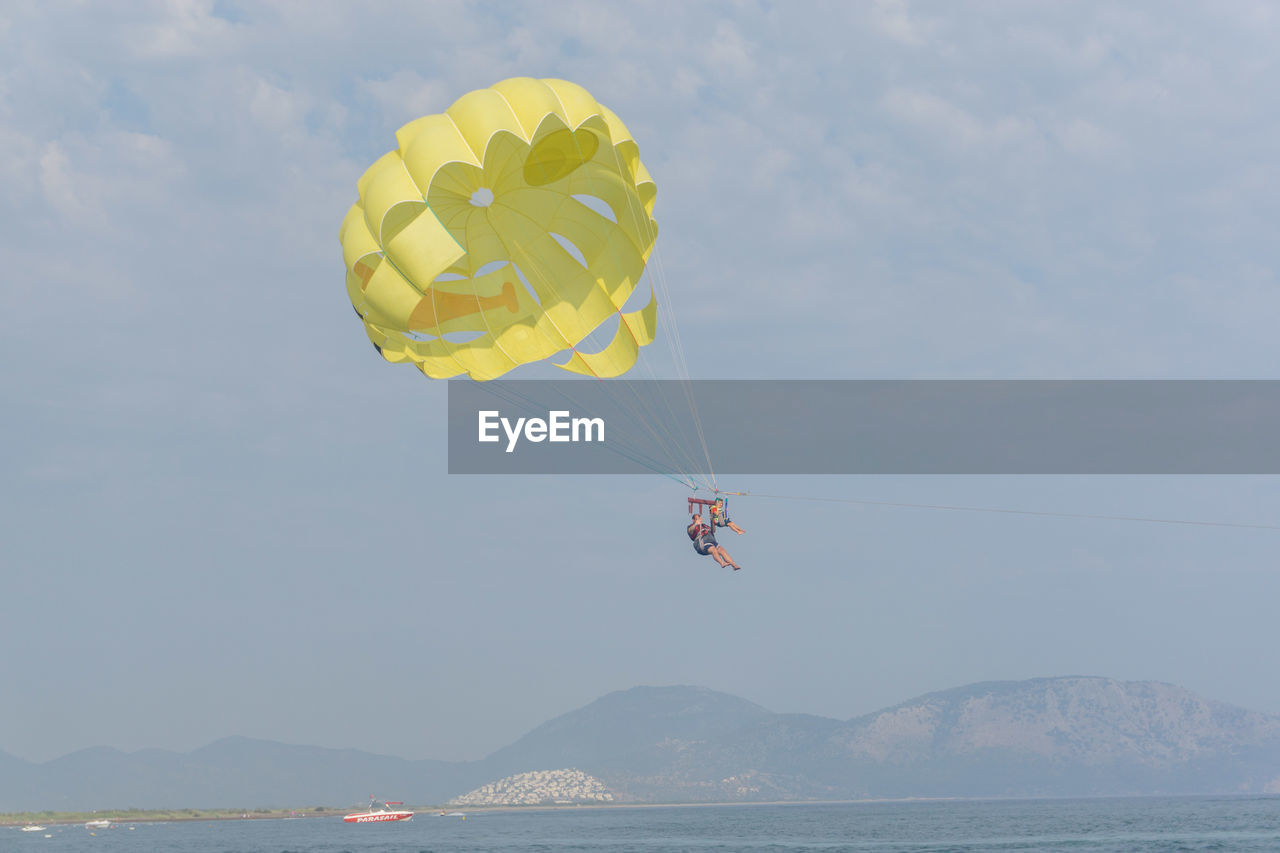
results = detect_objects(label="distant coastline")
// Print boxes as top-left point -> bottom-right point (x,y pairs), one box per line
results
26,795 -> 1280,826
0,799 -> 965,826
15,788 -> 1280,824
6,679 -> 1278,811
0,808 -> 347,826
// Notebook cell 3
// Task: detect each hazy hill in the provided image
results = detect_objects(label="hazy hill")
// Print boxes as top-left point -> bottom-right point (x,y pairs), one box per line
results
0,738 -> 465,811
3,678 -> 1278,810
479,685 -> 773,775
821,677 -> 1280,797
497,679 -> 1280,801
838,677 -> 1280,764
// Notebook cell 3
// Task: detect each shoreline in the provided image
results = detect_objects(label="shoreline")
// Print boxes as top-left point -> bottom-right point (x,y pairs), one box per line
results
6,793 -> 1274,827
0,800 -> 951,827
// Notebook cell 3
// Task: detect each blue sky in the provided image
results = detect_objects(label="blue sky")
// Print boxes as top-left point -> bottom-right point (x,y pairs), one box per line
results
2,1 -> 1278,764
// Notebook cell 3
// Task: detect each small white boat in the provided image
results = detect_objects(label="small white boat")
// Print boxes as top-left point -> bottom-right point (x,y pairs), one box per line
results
85,819 -> 112,829
20,825 -> 46,832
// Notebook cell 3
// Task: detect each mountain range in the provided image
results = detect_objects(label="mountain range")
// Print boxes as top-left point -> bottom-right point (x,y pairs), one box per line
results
4,677 -> 1279,811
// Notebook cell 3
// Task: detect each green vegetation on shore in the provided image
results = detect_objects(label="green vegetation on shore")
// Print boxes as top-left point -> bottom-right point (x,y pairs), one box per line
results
1,806 -> 344,825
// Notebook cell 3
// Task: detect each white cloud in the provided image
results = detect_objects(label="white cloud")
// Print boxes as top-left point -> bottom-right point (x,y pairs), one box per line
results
704,19 -> 755,78
0,122 -> 40,200
37,141 -> 83,219
1055,117 -> 1117,159
669,67 -> 704,103
245,73 -> 311,137
1001,24 -> 1112,74
37,131 -> 185,226
357,71 -> 453,127
131,0 -> 237,60
871,0 -> 935,46
881,87 -> 1031,150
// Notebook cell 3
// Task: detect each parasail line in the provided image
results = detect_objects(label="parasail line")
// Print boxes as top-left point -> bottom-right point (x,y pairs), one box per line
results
560,118 -> 717,490
737,492 -> 1280,530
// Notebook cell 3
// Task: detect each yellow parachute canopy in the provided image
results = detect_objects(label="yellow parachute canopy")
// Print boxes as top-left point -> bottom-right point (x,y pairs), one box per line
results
339,77 -> 659,381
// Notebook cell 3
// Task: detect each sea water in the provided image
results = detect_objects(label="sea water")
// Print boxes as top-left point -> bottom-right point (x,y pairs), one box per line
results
8,796 -> 1280,852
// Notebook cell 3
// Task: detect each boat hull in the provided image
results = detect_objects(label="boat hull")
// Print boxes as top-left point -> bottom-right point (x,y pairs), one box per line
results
343,811 -> 413,823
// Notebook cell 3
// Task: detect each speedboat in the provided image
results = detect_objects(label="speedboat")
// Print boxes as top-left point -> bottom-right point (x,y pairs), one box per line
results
20,825 -> 46,832
343,798 -> 413,823
85,819 -> 111,829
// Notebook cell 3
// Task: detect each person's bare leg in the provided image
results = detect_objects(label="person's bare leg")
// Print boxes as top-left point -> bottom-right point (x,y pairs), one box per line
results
728,521 -> 745,534
715,546 -> 740,570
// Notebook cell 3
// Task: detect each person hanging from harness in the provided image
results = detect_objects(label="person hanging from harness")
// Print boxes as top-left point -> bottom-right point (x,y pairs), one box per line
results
710,497 -> 745,535
688,511 -> 741,571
